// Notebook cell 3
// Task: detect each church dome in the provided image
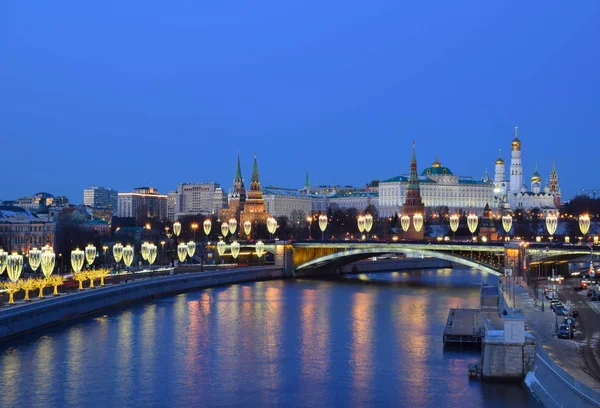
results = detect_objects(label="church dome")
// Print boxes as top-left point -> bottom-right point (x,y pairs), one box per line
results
422,157 -> 453,176
531,170 -> 542,183
520,184 -> 528,193
495,157 -> 505,165
512,136 -> 521,150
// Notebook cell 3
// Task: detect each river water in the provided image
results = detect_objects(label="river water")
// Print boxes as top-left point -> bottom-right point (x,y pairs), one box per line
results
0,268 -> 538,407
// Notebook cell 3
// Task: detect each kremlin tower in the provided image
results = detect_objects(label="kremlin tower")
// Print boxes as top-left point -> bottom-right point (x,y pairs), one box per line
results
240,153 -> 271,227
219,153 -> 247,224
401,142 -> 425,240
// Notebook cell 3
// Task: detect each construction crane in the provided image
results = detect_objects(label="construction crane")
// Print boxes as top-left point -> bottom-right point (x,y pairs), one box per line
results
581,189 -> 599,199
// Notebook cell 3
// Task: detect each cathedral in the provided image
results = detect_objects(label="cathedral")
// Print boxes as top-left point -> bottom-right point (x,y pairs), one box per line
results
493,127 -> 561,212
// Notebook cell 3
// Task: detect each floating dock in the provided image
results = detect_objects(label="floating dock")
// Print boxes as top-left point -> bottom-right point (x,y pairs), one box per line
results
443,308 -> 485,344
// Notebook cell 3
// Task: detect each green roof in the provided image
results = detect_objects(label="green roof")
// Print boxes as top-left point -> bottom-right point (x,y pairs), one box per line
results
422,166 -> 453,176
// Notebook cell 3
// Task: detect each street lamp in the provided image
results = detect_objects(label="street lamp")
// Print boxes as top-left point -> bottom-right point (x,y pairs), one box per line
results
228,218 -> 237,237
204,219 -> 212,237
357,216 -> 365,239
255,241 -> 265,266
177,243 -> 188,264
187,241 -> 196,258
306,216 -> 312,239
160,241 -> 166,265
244,221 -> 252,239
502,214 -> 513,240
113,243 -> 124,264
467,214 -> 478,238
221,222 -> 229,240
401,214 -> 410,233
0,250 -> 7,275
102,245 -> 109,266
28,248 -> 42,273
41,249 -> 55,278
364,214 -> 373,241
148,244 -> 157,266
173,221 -> 182,238
546,212 -> 558,240
123,245 -> 134,267
413,213 -> 423,233
85,244 -> 96,268
267,217 -> 277,241
230,241 -> 240,260
191,223 -> 198,241
579,214 -> 591,242
6,253 -> 23,282
141,242 -> 150,263
449,214 -> 459,241
71,248 -> 85,273
318,214 -> 327,241
217,240 -> 226,257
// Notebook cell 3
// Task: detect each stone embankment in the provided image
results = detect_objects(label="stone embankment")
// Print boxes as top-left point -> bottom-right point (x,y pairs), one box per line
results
0,266 -> 284,341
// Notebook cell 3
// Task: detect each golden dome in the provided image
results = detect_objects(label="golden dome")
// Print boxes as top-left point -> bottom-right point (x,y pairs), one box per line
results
431,156 -> 442,168
495,157 -> 505,165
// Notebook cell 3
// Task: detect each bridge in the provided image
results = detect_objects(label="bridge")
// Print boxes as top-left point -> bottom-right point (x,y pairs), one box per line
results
247,241 -> 595,278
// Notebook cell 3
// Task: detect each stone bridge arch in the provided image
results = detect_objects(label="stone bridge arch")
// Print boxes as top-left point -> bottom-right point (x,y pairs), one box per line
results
294,246 -> 502,276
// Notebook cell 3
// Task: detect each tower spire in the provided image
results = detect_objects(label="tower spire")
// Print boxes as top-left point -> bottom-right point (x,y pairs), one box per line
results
305,169 -> 310,192
551,157 -> 556,172
235,151 -> 242,180
251,152 -> 259,183
514,126 -> 518,138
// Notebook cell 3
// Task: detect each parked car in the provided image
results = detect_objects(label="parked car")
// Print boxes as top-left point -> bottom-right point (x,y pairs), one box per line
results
550,300 -> 562,311
563,317 -> 576,328
556,307 -> 569,316
571,308 -> 579,318
557,324 -> 574,339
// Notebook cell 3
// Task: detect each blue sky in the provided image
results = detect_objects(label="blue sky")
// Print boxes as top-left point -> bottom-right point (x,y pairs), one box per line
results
1,1 -> 599,203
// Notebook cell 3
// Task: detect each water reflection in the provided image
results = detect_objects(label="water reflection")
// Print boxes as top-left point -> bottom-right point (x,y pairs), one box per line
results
0,268 -> 536,408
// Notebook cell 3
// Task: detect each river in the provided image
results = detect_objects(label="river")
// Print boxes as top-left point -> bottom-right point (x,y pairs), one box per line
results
0,267 -> 538,407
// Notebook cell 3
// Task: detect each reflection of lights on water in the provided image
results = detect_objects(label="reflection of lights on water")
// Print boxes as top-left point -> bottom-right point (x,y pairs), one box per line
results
358,274 -> 370,281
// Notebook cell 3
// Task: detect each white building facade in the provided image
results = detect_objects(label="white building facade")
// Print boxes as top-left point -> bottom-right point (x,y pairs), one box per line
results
0,206 -> 56,252
493,127 -> 561,211
378,157 -> 494,217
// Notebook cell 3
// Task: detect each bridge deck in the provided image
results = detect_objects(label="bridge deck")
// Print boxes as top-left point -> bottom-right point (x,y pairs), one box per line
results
443,308 -> 484,344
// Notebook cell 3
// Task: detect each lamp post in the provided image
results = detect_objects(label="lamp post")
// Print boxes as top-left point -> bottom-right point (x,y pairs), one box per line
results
579,214 -> 591,243
467,214 -> 478,260
546,212 -> 557,242
177,243 -> 188,265
413,213 -> 423,234
364,214 -> 373,241
502,214 -> 513,241
230,241 -> 240,262
191,223 -> 198,241
306,216 -> 312,240
102,245 -> 109,267
267,217 -> 277,241
41,249 -> 55,278
123,245 -> 134,268
217,240 -> 226,264
160,241 -> 166,265
255,241 -> 265,266
6,253 -> 23,283
221,222 -> 229,241
148,244 -> 157,267
173,221 -> 181,243
318,214 -> 328,241
357,216 -> 365,240
71,248 -> 85,273
449,214 -> 459,241
203,219 -> 212,237
28,247 -> 42,275
228,218 -> 237,238
244,221 -> 252,240
400,215 -> 410,236
113,243 -> 123,270
85,244 -> 96,268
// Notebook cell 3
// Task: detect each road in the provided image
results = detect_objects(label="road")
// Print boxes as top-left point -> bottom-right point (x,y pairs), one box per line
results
559,279 -> 600,384
513,282 -> 600,392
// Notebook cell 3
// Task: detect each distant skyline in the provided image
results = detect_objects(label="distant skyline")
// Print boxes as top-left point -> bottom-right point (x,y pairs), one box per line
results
1,1 -> 599,203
